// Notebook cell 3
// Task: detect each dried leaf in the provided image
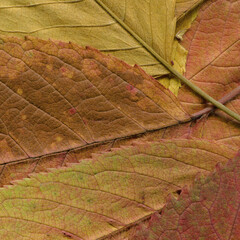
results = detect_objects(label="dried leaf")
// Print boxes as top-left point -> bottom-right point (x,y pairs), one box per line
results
0,0 -> 199,94
0,0 -> 239,238
178,0 -> 240,114
0,1 -> 170,79
0,140 -> 237,239
100,0 -> 176,62
176,0 -> 204,19
128,151 -> 240,240
0,36 -> 189,163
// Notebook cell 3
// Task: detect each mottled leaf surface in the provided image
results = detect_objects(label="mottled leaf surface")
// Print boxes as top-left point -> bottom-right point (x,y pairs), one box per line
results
2,100 -> 239,188
112,95 -> 240,149
128,151 -> 240,240
179,0 -> 240,114
0,36 -> 189,163
0,34 -> 238,185
0,140 -> 237,239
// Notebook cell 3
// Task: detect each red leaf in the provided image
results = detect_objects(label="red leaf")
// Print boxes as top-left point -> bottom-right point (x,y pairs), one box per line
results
178,0 -> 240,114
128,151 -> 240,240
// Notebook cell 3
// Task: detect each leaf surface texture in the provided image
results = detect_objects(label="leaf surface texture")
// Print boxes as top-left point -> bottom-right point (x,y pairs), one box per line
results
0,0 -> 239,239
179,0 -> 240,113
0,140 -> 237,239
0,0 -> 174,80
128,152 -> 240,240
0,36 -> 189,163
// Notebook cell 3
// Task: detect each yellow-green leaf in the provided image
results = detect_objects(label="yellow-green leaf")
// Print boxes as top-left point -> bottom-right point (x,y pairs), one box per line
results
101,0 -> 176,62
0,139 -> 237,239
176,0 -> 204,19
0,0 -> 199,94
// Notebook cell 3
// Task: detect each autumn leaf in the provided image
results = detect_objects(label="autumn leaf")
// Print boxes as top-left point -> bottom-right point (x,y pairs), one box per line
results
0,140 -> 237,239
0,36 -> 189,160
0,0 -> 239,239
178,0 -> 240,113
128,151 -> 240,240
176,0 -> 204,19
163,98 -> 240,148
0,0 -> 201,94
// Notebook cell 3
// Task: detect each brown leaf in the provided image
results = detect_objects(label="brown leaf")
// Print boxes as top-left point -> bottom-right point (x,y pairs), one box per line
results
0,1 -> 239,238
0,36 -> 189,163
162,96 -> 240,147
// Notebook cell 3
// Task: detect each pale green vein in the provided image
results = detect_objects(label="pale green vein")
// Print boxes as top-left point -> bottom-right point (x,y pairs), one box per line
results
0,0 -> 83,9
0,23 -> 115,34
95,0 -> 240,122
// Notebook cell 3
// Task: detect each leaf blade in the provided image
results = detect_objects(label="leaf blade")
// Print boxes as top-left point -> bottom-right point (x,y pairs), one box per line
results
0,139 -> 237,239
179,0 -> 240,116
0,36 -> 189,163
176,0 -> 205,19
128,151 -> 240,240
0,0 -> 170,79
95,0 -> 240,120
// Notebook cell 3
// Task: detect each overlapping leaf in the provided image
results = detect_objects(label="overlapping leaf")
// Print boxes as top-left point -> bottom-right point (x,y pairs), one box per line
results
128,152 -> 240,240
158,96 -> 240,147
0,0 -> 201,94
176,0 -> 204,18
0,0 -> 239,239
0,140 -> 237,239
2,98 -> 239,187
178,0 -> 240,114
0,36 -> 189,162
0,0 -> 168,78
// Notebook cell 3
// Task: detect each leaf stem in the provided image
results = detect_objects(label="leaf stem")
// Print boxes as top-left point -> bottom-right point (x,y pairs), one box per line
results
191,85 -> 240,120
95,0 -> 240,122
